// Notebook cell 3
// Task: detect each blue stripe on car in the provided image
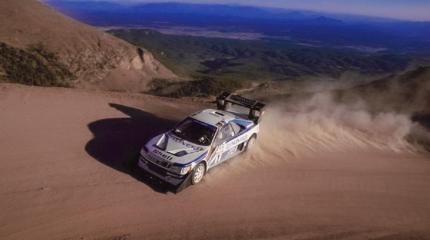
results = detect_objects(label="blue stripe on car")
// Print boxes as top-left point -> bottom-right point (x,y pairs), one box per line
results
225,124 -> 257,143
191,118 -> 217,130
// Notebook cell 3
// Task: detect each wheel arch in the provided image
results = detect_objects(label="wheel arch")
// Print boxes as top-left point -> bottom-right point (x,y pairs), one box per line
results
198,160 -> 208,172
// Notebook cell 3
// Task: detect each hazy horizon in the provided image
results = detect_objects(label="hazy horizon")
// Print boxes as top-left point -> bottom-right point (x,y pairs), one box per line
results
43,0 -> 430,21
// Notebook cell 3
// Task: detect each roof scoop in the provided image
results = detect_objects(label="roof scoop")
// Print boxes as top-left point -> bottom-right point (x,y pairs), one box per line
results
155,134 -> 168,150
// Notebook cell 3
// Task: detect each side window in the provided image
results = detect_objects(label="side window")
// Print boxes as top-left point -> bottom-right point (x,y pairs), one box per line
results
215,124 -> 235,145
230,122 -> 241,135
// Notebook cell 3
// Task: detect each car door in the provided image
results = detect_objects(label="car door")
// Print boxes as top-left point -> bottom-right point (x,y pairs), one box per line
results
208,124 -> 235,168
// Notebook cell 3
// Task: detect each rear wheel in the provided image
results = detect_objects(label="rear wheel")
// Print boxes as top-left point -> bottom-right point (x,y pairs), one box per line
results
245,135 -> 257,151
191,163 -> 206,185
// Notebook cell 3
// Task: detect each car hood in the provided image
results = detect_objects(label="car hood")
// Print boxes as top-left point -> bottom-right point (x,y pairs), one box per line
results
143,132 -> 209,166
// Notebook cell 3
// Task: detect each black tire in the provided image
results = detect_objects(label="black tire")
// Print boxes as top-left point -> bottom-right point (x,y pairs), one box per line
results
191,162 -> 206,185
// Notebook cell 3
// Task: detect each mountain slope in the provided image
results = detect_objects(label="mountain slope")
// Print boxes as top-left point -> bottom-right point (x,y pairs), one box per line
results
0,0 -> 176,90
108,29 -> 411,97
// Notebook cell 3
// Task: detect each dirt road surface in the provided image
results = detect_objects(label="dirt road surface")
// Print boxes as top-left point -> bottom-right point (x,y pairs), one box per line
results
1,84 -> 429,240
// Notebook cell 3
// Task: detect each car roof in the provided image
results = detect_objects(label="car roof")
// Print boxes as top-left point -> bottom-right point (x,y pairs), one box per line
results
190,109 -> 237,127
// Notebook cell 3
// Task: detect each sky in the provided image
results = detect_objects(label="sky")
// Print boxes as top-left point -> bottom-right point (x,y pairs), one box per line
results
59,0 -> 430,21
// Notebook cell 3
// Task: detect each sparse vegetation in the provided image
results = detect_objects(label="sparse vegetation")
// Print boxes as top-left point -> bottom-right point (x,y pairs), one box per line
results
0,42 -> 75,87
0,65 -> 5,82
148,77 -> 250,97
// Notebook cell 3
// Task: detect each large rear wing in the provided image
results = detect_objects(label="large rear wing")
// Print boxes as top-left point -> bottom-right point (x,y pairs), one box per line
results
216,92 -> 266,123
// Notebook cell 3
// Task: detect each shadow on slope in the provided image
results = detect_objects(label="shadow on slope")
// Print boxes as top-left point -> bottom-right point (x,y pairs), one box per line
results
85,103 -> 177,193
413,113 -> 430,130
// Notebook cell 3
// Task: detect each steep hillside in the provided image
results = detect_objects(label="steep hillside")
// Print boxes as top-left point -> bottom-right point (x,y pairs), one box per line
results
0,42 -> 73,87
0,0 -> 176,90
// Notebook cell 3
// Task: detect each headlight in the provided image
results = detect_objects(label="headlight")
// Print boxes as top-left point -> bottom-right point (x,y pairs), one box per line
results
171,165 -> 192,175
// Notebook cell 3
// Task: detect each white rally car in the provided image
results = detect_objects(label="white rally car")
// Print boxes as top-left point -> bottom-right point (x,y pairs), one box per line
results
137,92 -> 265,187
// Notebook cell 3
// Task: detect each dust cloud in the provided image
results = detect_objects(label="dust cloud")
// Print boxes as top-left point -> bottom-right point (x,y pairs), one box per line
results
243,92 -> 428,167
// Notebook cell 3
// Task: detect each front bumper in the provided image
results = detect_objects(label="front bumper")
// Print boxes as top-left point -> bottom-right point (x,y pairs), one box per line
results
137,155 -> 188,186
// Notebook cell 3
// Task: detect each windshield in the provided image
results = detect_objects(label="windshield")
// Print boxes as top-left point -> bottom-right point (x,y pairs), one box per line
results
172,118 -> 216,146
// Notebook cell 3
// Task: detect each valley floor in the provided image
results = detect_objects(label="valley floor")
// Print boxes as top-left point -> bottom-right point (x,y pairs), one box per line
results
1,83 -> 430,240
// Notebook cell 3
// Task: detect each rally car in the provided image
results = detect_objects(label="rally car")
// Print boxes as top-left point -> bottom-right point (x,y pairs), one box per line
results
137,92 -> 265,188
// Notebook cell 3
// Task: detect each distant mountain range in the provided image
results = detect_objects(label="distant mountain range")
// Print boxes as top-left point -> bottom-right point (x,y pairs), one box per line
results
46,1 -> 430,53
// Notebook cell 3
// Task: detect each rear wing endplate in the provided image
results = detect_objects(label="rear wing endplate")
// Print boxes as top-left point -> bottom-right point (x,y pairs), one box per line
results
216,92 -> 265,123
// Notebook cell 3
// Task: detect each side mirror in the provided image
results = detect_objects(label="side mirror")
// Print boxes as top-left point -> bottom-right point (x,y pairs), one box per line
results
216,99 -> 225,110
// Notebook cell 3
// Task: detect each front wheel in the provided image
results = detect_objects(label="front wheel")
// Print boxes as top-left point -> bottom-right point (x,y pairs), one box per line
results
191,163 -> 206,185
